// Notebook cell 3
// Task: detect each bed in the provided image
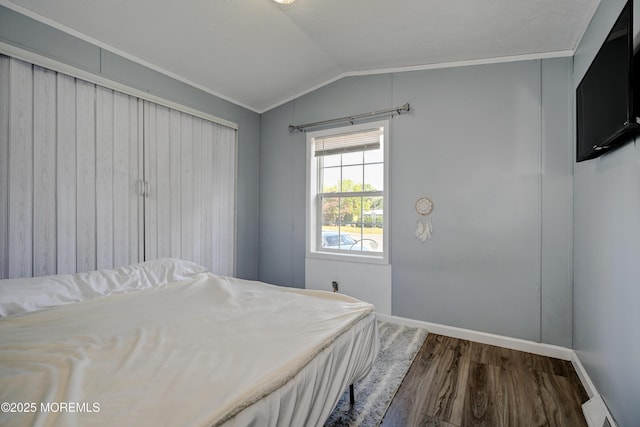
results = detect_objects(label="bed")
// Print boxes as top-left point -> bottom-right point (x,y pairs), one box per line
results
0,259 -> 379,427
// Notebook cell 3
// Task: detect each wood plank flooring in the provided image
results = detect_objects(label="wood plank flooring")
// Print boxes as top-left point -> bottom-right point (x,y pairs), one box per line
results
380,334 -> 589,427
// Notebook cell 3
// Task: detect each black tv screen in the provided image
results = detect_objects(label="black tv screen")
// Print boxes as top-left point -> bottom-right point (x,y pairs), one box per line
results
576,1 -> 639,162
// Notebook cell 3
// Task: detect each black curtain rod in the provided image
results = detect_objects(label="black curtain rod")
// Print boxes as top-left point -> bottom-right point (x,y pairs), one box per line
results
288,103 -> 410,133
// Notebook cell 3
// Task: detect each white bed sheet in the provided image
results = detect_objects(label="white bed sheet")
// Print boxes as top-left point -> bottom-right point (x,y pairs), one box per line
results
0,258 -> 208,317
226,311 -> 377,427
0,273 -> 378,427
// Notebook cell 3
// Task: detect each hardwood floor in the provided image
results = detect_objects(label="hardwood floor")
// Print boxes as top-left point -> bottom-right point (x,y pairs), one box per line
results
380,334 -> 589,427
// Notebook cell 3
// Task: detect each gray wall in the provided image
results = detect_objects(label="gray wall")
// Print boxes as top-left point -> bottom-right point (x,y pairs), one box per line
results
573,0 -> 640,425
259,59 -> 574,345
0,5 -> 260,280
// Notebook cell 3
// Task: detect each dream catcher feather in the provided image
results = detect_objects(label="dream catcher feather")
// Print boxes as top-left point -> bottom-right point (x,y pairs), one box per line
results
415,197 -> 433,242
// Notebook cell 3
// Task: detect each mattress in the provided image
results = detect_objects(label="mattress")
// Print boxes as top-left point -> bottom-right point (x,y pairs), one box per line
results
0,266 -> 378,427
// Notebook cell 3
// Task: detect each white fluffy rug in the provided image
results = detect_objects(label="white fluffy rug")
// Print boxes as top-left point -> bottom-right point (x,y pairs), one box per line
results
324,320 -> 428,427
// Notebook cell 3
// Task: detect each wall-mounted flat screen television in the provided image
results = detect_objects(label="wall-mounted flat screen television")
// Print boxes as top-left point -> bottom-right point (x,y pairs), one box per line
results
576,1 -> 640,162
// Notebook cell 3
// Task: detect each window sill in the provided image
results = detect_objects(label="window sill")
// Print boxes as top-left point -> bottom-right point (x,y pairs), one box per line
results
307,250 -> 389,265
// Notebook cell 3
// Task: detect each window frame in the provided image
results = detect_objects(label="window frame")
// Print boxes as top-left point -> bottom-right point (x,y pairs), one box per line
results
306,120 -> 390,264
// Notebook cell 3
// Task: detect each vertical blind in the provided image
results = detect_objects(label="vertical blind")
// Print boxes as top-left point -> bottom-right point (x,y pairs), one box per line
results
143,101 -> 236,275
0,54 -> 236,279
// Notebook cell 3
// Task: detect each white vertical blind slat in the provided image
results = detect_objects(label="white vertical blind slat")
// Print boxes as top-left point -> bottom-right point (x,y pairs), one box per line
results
180,113 -> 194,262
220,126 -> 236,276
213,124 -> 223,274
130,97 -> 142,265
8,58 -> 33,279
32,66 -> 57,276
201,121 -> 215,273
96,86 -> 114,270
155,105 -> 171,258
169,109 -> 182,259
76,80 -> 97,273
0,55 -> 10,279
143,102 -> 158,261
136,101 -> 145,263
191,117 -> 203,266
112,92 -> 127,266
56,73 -> 77,275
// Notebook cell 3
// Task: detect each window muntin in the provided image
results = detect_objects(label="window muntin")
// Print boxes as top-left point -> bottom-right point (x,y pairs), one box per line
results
308,121 -> 388,262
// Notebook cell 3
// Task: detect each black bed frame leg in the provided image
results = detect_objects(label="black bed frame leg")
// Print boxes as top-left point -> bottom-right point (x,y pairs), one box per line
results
349,384 -> 355,405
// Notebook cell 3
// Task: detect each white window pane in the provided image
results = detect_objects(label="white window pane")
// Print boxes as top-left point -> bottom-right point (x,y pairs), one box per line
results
342,150 -> 363,166
341,196 -> 360,227
364,163 -> 384,191
322,153 -> 341,167
341,231 -> 360,251
341,165 -> 363,191
363,196 -> 383,252
321,167 -> 341,192
321,197 -> 340,227
359,231 -> 382,252
321,228 -> 341,249
364,146 -> 383,163
321,228 -> 358,251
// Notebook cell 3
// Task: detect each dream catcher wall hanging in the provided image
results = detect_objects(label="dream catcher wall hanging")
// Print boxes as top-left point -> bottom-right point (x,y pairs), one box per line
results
414,197 -> 433,242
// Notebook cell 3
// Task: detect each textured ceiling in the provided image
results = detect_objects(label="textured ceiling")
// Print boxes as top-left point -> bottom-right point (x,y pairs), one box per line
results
5,0 -> 599,112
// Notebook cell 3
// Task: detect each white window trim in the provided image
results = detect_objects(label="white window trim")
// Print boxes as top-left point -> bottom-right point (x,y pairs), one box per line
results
306,120 -> 390,265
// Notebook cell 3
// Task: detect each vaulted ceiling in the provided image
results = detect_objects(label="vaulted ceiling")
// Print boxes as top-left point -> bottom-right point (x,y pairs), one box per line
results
5,0 -> 600,112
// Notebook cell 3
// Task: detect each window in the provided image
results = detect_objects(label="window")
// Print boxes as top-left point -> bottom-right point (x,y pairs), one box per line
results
306,120 -> 389,263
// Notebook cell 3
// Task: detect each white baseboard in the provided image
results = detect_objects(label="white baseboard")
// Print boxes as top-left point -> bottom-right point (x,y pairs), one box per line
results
376,313 -> 617,426
571,350 -> 598,398
571,354 -> 618,427
376,313 -> 573,360
582,395 -> 618,427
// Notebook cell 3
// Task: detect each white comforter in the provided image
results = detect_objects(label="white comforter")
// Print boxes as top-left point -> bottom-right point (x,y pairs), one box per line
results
0,273 -> 375,427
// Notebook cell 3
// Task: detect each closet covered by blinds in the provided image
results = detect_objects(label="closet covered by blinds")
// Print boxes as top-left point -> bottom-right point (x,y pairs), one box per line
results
0,55 -> 236,279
